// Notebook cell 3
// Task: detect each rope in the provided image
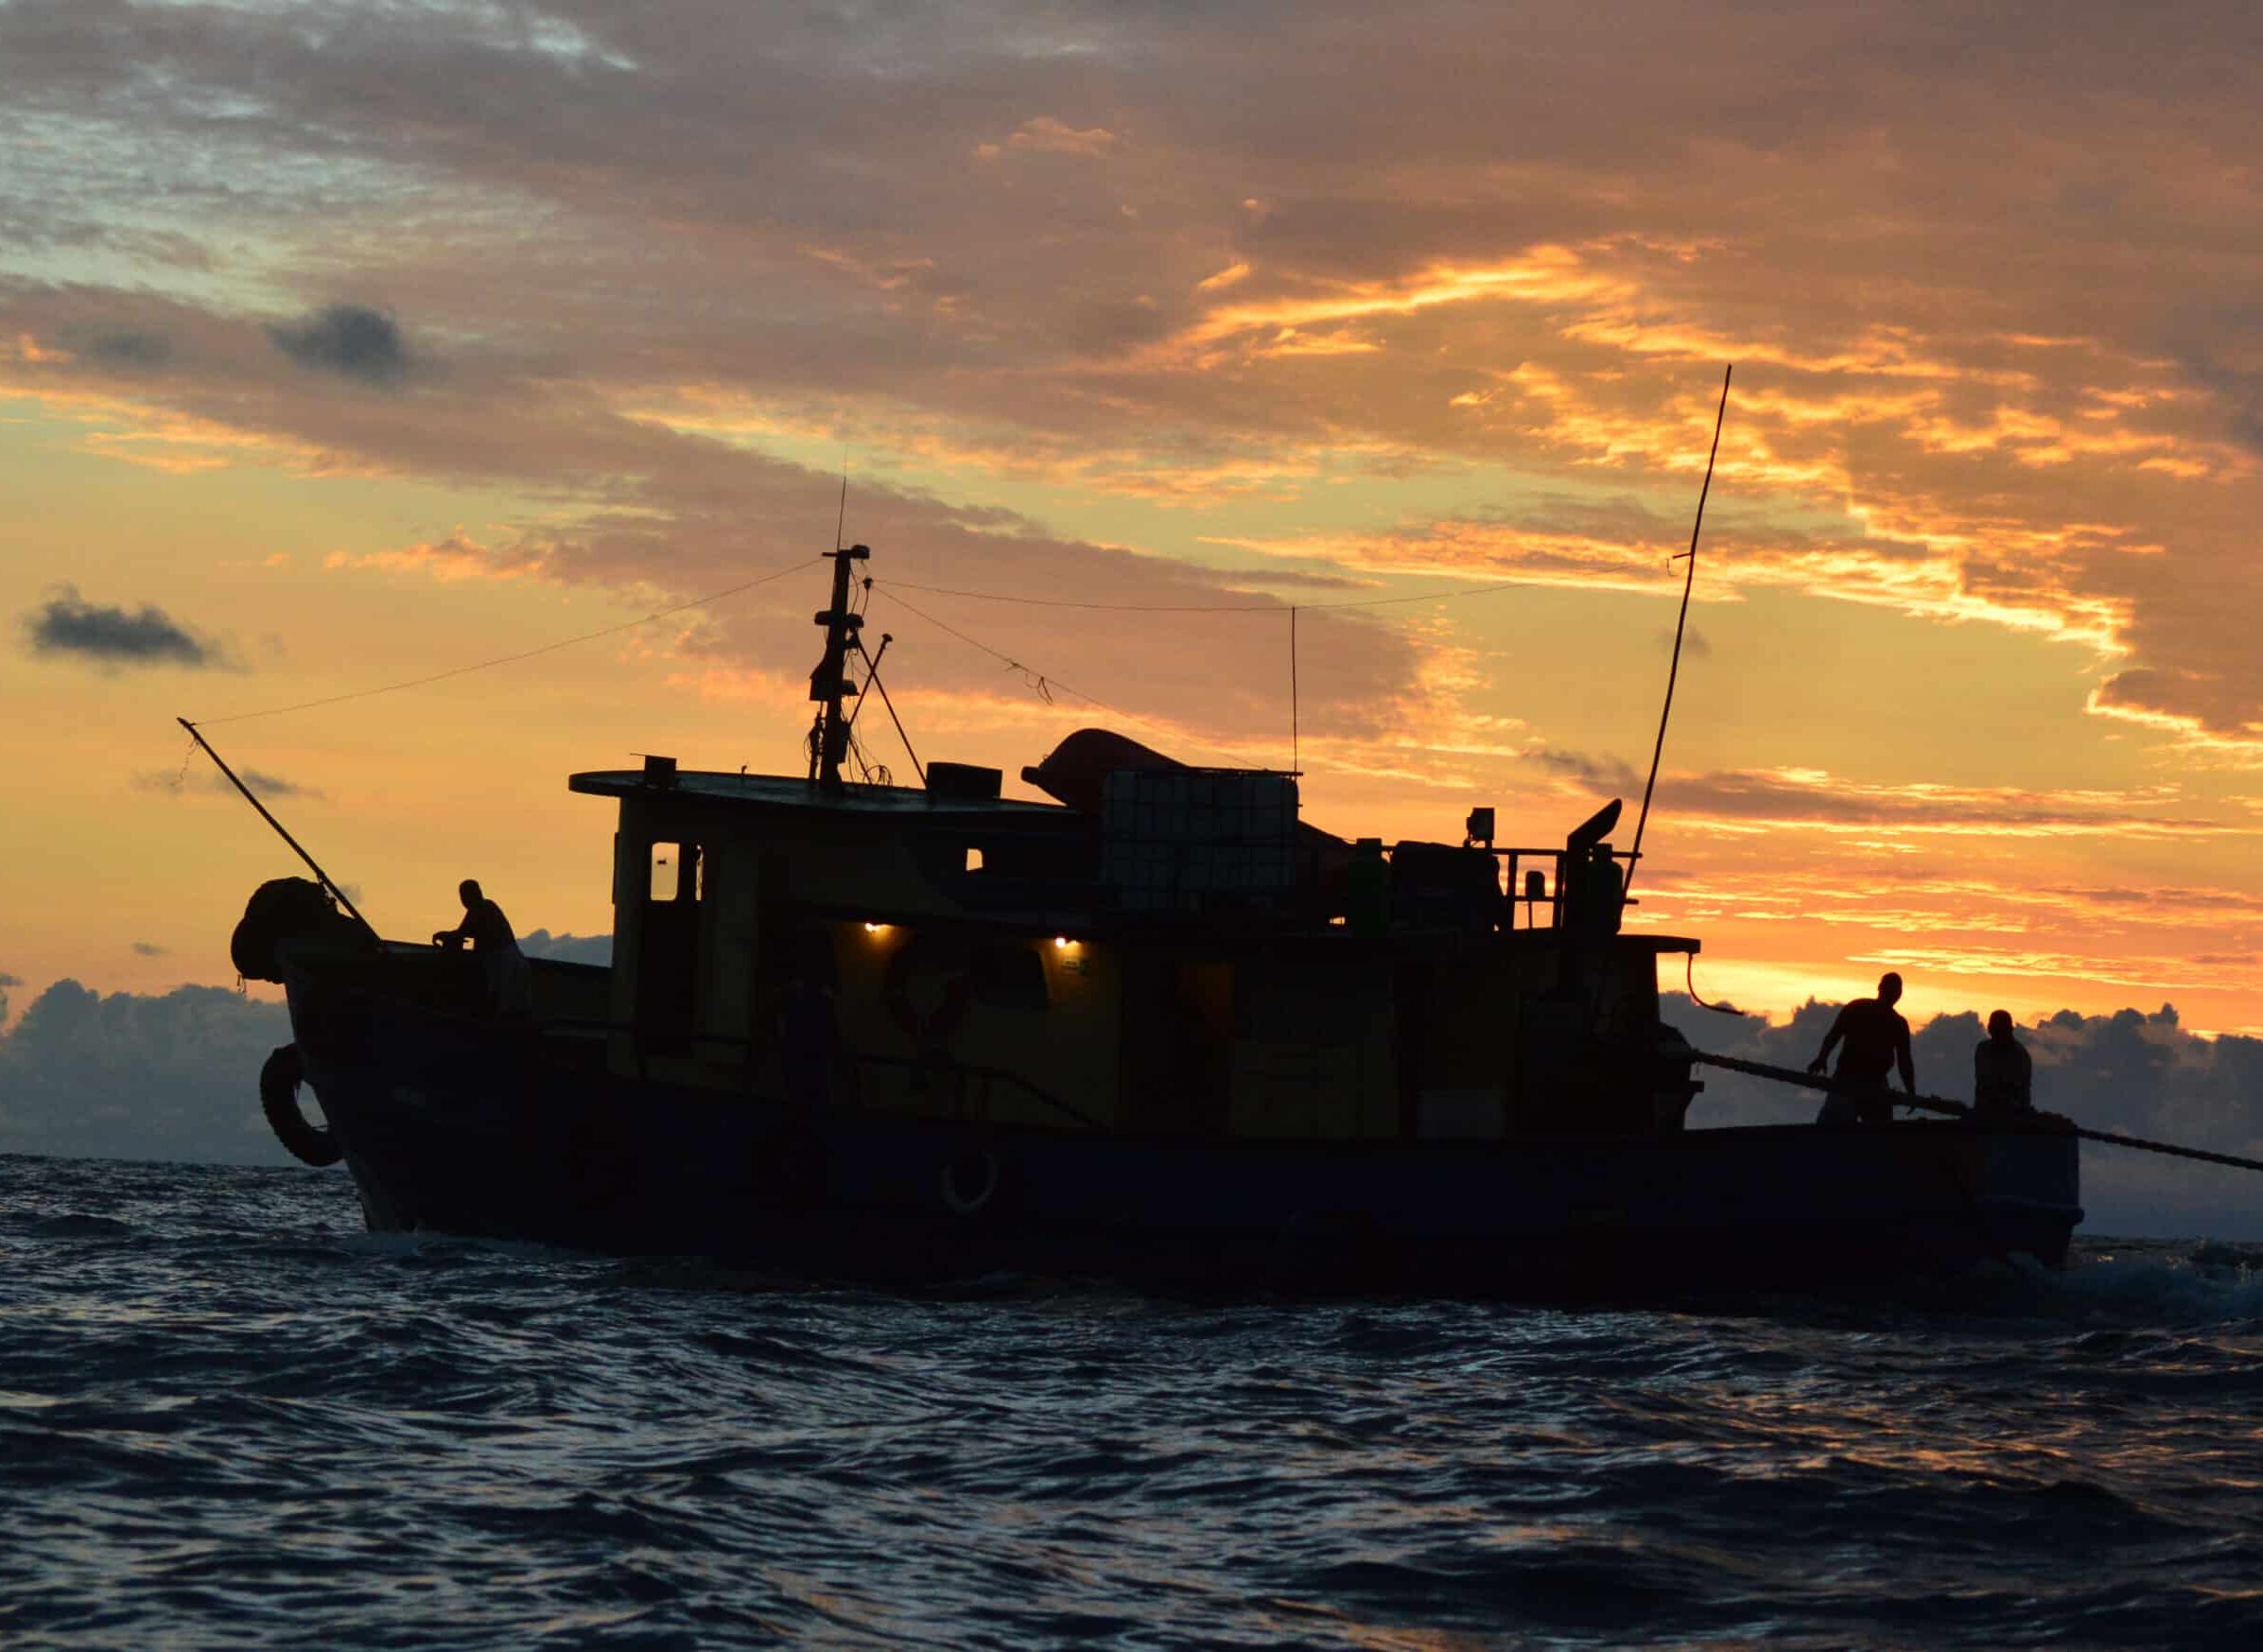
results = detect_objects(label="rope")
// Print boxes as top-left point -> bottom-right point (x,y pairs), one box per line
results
1691,1050 -> 2263,1174
872,572 -> 1547,615
1683,952 -> 1746,1015
876,587 -> 1274,768
191,555 -> 823,726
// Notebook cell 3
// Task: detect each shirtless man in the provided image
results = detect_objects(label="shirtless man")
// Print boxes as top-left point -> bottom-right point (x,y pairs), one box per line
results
1807,971 -> 1917,1125
432,878 -> 531,1017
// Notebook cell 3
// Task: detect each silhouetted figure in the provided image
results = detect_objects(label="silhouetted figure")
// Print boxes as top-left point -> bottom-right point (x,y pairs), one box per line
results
1807,971 -> 1916,1125
432,878 -> 531,1017
1579,843 -> 1624,939
1555,842 -> 1626,997
1973,1009 -> 2034,1119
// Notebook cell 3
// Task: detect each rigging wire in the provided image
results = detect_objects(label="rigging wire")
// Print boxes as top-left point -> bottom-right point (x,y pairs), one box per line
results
853,635 -> 926,786
876,586 -> 1274,769
190,555 -> 823,727
872,572 -> 1540,616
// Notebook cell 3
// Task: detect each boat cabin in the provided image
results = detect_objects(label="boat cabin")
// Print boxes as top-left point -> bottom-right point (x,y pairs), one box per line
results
565,740 -> 1699,1142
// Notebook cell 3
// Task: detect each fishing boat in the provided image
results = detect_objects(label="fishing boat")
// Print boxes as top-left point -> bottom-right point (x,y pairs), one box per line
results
220,545 -> 2083,1295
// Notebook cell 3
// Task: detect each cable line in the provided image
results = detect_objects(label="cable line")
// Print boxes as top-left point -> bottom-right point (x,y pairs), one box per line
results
192,555 -> 823,726
873,572 -> 1544,616
877,587 -> 1274,768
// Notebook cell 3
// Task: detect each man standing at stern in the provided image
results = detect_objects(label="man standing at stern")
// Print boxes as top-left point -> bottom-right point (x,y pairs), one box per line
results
1806,972 -> 1917,1125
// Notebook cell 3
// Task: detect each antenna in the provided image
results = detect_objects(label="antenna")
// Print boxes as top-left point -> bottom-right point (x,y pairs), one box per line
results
834,459 -> 850,552
1290,606 -> 1300,774
1627,364 -> 1732,899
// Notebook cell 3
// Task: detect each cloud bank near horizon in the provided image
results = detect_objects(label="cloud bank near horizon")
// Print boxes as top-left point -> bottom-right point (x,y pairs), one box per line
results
0,965 -> 2252,1239
1662,993 -> 2263,1240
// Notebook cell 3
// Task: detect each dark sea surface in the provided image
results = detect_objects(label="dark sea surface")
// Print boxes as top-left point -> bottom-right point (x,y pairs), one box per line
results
4,1153 -> 2260,1652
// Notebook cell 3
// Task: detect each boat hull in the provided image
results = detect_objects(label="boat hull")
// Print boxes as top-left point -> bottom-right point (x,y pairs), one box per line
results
289,984 -> 2082,1297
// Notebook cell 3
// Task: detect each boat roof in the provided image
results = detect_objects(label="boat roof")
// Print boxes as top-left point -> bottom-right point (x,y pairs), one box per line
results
567,769 -> 1072,819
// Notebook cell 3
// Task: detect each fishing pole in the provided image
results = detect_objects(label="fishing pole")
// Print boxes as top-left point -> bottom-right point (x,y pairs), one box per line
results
176,718 -> 374,936
1626,364 -> 1732,900
1691,1050 -> 2263,1174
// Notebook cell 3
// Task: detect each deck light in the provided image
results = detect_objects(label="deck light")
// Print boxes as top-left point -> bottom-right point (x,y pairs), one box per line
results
1053,936 -> 1075,949
864,922 -> 888,935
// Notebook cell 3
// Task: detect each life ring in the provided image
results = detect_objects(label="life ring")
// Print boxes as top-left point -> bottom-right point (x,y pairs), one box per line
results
939,1147 -> 1004,1217
884,938 -> 973,1049
260,1044 -> 342,1168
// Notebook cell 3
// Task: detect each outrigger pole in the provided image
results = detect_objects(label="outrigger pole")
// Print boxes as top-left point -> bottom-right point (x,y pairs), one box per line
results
1694,1049 -> 2263,1175
176,717 -> 374,937
1627,364 -> 1732,900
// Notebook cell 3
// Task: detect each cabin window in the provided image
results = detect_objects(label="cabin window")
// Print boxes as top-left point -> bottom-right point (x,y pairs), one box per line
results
966,845 -> 985,873
650,843 -> 703,903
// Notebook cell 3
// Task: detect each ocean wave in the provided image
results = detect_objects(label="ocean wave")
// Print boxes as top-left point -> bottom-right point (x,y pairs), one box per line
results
5,1155 -> 2263,1650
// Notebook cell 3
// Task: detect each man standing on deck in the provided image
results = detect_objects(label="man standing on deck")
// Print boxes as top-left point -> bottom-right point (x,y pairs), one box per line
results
1805,971 -> 1917,1125
432,878 -> 532,1017
1973,1010 -> 2035,1118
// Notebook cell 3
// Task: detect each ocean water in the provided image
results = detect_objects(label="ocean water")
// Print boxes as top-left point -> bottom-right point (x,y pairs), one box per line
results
4,1153 -> 2261,1652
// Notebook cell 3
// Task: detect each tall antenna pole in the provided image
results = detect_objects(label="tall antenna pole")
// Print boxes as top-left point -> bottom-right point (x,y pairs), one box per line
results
1290,606 -> 1300,774
808,544 -> 869,791
1627,364 -> 1732,899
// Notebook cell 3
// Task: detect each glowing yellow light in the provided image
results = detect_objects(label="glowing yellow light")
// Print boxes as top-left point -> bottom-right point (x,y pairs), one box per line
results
1053,936 -> 1075,949
863,922 -> 887,935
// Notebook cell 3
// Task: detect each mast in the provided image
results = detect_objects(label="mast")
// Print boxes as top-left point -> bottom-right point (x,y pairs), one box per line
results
807,543 -> 869,791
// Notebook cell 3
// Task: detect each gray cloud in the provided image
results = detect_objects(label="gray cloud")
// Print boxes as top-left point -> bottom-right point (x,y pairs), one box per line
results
1664,993 -> 2263,1241
130,942 -> 168,957
268,304 -> 408,384
1524,747 -> 1641,794
0,972 -> 22,988
1535,756 -> 2226,838
22,585 -> 227,669
0,981 -> 292,1165
235,767 -> 319,802
519,930 -> 612,966
82,327 -> 171,367
134,767 -> 322,803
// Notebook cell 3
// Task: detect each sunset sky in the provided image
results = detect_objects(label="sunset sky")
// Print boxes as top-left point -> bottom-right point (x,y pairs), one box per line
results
9,1 -> 2263,1036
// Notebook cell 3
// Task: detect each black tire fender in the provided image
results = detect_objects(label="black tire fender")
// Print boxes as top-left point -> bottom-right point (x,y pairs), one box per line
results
939,1147 -> 1008,1217
260,1044 -> 342,1168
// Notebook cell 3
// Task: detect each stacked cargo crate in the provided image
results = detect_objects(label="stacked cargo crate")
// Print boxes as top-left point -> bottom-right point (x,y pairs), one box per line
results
1099,769 -> 1299,912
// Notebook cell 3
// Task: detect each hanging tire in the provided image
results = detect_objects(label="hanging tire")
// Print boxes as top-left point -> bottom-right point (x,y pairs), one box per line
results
261,1044 -> 342,1167
939,1147 -> 1005,1217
